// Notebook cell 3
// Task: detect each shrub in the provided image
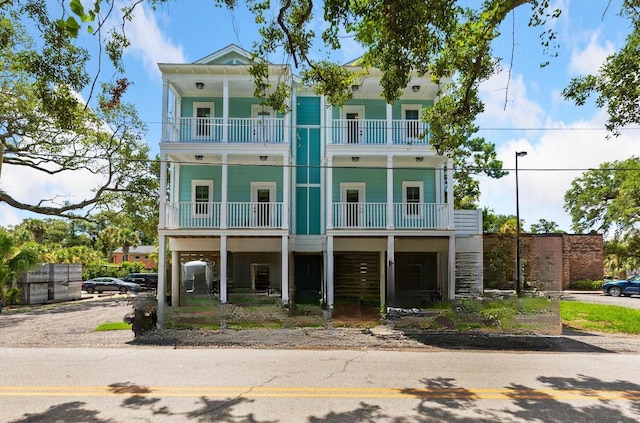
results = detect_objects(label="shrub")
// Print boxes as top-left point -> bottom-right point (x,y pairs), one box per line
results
569,279 -> 604,291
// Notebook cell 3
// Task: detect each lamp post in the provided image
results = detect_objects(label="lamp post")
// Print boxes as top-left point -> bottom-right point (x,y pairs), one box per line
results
515,151 -> 527,296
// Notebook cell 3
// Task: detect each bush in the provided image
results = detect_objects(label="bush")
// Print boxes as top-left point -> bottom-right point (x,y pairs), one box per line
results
569,279 -> 604,291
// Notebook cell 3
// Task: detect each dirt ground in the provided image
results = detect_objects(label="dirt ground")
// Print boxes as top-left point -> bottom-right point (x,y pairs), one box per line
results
3,297 -> 640,353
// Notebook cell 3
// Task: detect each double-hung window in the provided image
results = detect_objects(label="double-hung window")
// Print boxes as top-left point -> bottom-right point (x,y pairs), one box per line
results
403,181 -> 423,217
192,180 -> 213,217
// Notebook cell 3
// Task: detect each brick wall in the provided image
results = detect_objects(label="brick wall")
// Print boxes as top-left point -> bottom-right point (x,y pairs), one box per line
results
483,233 -> 603,291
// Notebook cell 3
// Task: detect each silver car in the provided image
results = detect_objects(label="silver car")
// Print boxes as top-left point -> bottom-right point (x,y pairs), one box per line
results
82,277 -> 141,294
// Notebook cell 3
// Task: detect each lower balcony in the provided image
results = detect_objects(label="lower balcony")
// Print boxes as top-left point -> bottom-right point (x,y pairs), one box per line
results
166,202 -> 284,229
332,203 -> 450,230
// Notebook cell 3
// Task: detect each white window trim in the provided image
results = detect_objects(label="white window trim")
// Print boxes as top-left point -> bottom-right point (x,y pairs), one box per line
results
340,182 -> 366,203
251,182 -> 276,202
192,102 -> 215,138
251,104 -> 276,118
192,179 -> 213,217
401,104 -> 422,120
402,181 -> 423,218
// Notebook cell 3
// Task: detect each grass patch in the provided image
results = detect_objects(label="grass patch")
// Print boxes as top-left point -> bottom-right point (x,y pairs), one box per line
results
561,301 -> 640,334
95,322 -> 131,331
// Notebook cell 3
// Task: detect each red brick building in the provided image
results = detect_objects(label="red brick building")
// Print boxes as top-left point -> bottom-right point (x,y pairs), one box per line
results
483,233 -> 603,291
112,246 -> 157,270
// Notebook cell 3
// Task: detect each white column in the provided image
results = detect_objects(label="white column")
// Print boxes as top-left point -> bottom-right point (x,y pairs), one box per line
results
159,154 -> 167,229
156,234 -> 167,328
325,99 -> 332,145
282,156 -> 290,229
386,103 -> 393,145
161,79 -> 169,141
281,235 -> 289,304
220,235 -> 228,303
171,249 -> 179,307
387,235 -> 395,306
327,235 -> 334,308
284,89 -> 293,145
387,155 -> 394,229
223,79 -> 229,142
447,158 -> 454,229
221,154 -> 228,229
326,156 -> 333,229
448,234 -> 456,301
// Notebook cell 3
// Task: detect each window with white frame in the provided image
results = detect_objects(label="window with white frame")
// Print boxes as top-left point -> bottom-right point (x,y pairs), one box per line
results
402,181 -> 423,217
192,180 -> 213,217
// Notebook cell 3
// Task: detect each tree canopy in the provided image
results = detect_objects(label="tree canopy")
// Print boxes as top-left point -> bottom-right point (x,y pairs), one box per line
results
0,0 -> 157,220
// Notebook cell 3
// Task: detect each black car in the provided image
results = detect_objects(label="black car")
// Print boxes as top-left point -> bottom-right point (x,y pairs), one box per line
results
123,273 -> 158,290
82,277 -> 140,294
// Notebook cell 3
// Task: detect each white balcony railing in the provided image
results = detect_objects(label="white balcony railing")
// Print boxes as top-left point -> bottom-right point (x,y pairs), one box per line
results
332,202 -> 449,229
166,117 -> 285,143
331,119 -> 429,145
333,202 -> 387,228
392,203 -> 449,229
165,202 -> 283,229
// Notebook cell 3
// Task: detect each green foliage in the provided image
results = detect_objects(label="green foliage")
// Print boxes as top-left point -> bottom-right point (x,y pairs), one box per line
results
95,322 -> 131,331
530,219 -> 564,234
568,279 -> 604,291
0,229 -> 40,306
561,301 -> 640,334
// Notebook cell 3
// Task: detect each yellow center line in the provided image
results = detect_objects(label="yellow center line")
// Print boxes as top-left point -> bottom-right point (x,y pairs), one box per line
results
0,386 -> 639,400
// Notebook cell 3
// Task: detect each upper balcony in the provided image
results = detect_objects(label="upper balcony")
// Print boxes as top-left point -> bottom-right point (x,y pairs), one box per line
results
165,117 -> 285,144
330,119 -> 429,146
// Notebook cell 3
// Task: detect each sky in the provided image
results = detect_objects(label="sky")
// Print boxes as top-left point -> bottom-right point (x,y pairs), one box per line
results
2,0 -> 640,233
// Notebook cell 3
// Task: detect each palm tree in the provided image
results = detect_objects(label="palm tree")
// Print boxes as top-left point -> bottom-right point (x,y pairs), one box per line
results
119,228 -> 141,262
0,229 -> 40,307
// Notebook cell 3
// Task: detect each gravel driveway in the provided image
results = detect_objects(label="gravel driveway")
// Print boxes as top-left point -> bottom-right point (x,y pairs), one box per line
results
3,297 -> 640,353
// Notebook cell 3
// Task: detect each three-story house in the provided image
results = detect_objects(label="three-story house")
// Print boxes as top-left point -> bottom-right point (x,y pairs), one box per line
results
156,45 -> 483,321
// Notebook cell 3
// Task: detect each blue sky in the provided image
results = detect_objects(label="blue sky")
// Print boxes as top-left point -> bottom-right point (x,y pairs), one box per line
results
3,0 -> 640,233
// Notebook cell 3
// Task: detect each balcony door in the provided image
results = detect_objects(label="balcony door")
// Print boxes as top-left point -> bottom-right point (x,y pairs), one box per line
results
252,105 -> 275,143
193,102 -> 214,139
342,106 -> 365,144
341,183 -> 365,228
251,182 -> 276,227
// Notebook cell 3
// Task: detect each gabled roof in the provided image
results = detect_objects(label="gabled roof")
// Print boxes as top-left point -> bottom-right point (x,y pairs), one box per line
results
193,44 -> 253,65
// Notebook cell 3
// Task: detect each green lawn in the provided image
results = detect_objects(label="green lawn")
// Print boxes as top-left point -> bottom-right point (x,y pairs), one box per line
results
95,322 -> 132,331
561,301 -> 640,334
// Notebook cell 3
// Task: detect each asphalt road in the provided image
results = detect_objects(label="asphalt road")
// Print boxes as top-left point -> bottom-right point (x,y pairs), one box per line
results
2,347 -> 640,422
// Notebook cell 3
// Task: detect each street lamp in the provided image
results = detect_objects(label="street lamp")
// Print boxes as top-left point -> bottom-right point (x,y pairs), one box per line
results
515,151 -> 527,296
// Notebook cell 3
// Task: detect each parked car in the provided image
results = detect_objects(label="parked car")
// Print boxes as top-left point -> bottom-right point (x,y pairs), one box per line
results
82,277 -> 141,294
123,273 -> 158,290
603,276 -> 640,297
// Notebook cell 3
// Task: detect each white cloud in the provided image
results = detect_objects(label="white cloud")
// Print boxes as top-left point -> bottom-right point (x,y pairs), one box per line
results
477,71 -> 544,129
568,30 -> 615,76
479,109 -> 640,232
120,2 -> 186,79
0,163 -> 108,227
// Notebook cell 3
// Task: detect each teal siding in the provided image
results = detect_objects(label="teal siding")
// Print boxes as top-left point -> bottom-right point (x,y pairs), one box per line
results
227,165 -> 283,202
308,129 -> 321,184
179,165 -> 222,201
295,186 -> 321,235
296,187 -> 308,234
332,168 -> 386,202
181,98 -> 222,117
391,100 -> 434,119
295,129 -> 309,184
393,169 -> 436,203
296,97 -> 321,125
309,187 -> 321,234
180,97 -> 282,118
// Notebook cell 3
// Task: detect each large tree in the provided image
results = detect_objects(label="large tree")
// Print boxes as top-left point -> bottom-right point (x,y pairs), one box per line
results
52,0 -> 571,208
0,1 -> 156,220
564,157 -> 640,272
